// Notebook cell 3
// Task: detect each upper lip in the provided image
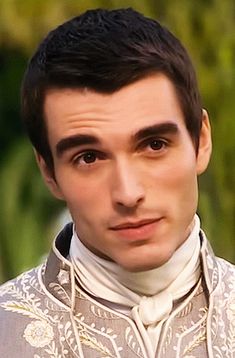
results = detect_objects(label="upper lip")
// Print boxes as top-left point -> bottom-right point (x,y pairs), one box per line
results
110,218 -> 160,230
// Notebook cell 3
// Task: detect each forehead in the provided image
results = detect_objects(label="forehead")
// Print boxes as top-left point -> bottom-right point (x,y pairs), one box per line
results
44,74 -> 185,149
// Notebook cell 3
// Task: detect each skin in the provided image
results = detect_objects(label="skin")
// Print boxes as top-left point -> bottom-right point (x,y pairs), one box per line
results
37,73 -> 212,272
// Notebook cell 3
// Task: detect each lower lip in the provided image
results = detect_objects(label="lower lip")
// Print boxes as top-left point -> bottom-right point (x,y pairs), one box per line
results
111,219 -> 162,241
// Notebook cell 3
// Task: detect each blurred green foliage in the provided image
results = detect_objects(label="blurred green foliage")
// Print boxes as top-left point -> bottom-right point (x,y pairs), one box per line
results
0,0 -> 234,283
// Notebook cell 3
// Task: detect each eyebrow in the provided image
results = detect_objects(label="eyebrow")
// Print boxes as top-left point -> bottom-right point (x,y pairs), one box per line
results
56,134 -> 100,157
55,121 -> 179,158
134,122 -> 179,142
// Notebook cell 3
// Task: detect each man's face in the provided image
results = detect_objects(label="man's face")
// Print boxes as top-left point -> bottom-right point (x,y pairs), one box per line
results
40,74 -> 211,271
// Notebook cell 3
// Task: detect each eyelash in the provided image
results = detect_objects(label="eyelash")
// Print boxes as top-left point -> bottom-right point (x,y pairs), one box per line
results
140,137 -> 169,152
73,150 -> 104,166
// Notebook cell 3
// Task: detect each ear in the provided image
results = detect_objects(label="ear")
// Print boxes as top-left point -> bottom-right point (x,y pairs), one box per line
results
196,109 -> 212,175
35,151 -> 64,200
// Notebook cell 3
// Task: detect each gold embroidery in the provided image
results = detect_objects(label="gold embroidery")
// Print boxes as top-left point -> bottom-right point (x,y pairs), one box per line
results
183,328 -> 206,355
176,302 -> 193,318
79,330 -> 115,357
75,312 -> 119,356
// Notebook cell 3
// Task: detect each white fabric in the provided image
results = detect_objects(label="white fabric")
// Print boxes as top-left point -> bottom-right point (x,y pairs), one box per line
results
69,215 -> 201,351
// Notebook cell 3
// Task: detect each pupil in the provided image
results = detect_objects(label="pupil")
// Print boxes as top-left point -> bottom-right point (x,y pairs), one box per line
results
150,140 -> 162,150
84,152 -> 96,163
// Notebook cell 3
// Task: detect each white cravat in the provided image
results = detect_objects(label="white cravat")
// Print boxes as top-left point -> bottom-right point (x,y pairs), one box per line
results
69,215 -> 201,352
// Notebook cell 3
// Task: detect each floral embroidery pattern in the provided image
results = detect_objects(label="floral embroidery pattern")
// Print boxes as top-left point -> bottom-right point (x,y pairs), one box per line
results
226,283 -> 235,354
227,294 -> 235,325
1,237 -> 235,357
0,268 -> 122,357
24,320 -> 54,348
0,268 -> 74,357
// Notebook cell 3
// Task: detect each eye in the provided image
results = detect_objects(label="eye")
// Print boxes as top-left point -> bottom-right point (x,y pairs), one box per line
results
82,152 -> 97,164
74,151 -> 99,166
149,139 -> 166,151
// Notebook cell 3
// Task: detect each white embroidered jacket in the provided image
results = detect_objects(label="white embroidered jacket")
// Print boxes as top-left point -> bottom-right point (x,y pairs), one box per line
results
0,224 -> 235,358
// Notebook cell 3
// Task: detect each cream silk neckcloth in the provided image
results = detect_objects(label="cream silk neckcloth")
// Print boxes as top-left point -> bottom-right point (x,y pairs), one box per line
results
69,215 -> 201,330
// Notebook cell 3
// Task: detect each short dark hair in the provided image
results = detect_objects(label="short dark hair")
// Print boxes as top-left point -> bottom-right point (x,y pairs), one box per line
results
21,8 -> 202,170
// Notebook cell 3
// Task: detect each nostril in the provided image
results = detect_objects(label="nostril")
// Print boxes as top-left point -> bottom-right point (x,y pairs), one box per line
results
114,191 -> 144,209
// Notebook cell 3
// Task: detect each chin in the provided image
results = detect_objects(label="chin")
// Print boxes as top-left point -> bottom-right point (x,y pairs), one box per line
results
118,247 -> 176,272
117,258 -> 168,272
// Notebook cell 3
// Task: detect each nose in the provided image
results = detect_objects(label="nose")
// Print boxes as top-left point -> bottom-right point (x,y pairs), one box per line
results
111,159 -> 145,209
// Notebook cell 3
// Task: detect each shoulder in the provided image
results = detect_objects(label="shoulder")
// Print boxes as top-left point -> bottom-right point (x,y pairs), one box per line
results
213,256 -> 235,308
216,256 -> 235,277
201,232 -> 235,289
0,265 -> 61,355
0,265 -> 44,328
0,265 -> 42,300
214,255 -> 235,291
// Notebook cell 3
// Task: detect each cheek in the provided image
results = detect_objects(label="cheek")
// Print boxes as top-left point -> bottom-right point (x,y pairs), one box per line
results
149,159 -> 198,198
165,164 -> 198,217
57,173 -> 108,214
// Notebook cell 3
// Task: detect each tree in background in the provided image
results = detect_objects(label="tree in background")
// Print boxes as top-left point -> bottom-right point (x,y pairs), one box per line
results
0,0 -> 234,283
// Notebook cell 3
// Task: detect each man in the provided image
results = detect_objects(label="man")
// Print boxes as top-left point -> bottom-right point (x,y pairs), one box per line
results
0,8 -> 234,358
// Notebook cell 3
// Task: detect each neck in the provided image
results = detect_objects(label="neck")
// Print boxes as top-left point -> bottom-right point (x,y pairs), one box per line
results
69,215 -> 201,298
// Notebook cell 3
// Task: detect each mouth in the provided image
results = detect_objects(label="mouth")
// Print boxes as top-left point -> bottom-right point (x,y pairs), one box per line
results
110,218 -> 162,241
